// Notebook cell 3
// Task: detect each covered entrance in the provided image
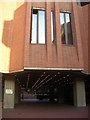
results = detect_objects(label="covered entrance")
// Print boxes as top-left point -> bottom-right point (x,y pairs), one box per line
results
2,69 -> 88,109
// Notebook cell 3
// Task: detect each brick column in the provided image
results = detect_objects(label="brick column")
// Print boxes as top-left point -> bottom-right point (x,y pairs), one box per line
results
46,2 -> 52,67
54,2 -> 62,67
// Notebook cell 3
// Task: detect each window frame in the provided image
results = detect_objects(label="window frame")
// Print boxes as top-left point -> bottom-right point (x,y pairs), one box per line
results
30,7 -> 46,45
60,11 -> 74,45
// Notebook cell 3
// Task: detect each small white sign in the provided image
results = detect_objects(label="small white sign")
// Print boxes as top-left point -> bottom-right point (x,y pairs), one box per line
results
6,89 -> 13,94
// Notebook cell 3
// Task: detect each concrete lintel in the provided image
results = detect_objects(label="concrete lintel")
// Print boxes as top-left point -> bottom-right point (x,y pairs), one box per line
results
0,69 -> 24,74
24,67 -> 84,71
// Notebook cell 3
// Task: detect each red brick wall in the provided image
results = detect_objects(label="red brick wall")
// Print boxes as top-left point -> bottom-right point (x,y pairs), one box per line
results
24,2 -> 83,69
0,2 -> 89,73
80,5 -> 88,73
73,4 -> 89,73
9,3 -> 27,72
62,46 -> 79,68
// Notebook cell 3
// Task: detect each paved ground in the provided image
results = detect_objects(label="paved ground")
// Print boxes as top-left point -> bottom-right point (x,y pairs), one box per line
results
2,99 -> 88,118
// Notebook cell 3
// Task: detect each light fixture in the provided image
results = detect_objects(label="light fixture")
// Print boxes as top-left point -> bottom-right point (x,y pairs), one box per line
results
58,72 -> 60,74
41,75 -> 43,77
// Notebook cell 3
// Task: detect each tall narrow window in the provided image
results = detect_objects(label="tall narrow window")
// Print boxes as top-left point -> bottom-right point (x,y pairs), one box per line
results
31,9 -> 38,44
31,8 -> 45,44
51,11 -> 55,43
38,11 -> 45,44
60,12 -> 73,45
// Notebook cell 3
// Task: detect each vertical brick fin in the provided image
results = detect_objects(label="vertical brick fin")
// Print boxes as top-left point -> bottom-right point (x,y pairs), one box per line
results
46,2 -> 52,67
54,2 -> 62,67
24,2 -> 32,67
72,3 -> 84,68
80,5 -> 88,72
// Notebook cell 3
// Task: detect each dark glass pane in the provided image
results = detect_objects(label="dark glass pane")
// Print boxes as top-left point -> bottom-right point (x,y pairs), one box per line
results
65,13 -> 73,44
60,12 -> 66,44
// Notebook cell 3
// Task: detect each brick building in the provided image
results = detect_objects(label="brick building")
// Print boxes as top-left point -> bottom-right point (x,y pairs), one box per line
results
0,1 -> 89,109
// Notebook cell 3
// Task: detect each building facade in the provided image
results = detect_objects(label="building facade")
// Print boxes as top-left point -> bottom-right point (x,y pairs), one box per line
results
0,2 -> 89,109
